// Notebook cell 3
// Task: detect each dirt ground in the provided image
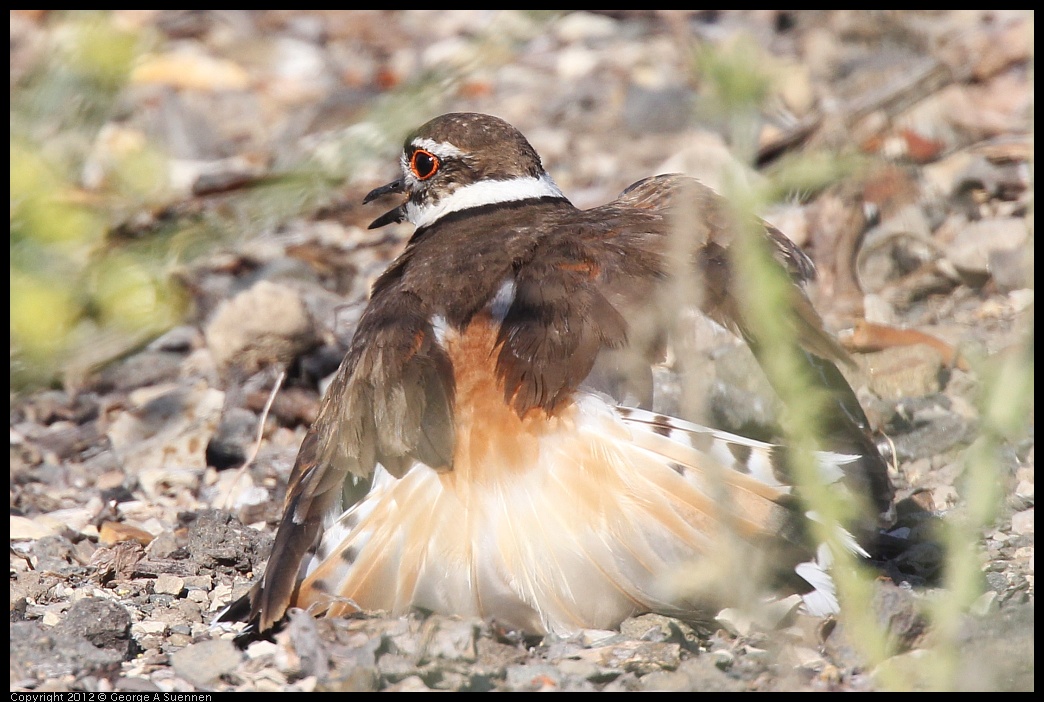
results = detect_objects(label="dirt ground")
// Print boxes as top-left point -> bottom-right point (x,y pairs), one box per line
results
10,11 -> 1033,691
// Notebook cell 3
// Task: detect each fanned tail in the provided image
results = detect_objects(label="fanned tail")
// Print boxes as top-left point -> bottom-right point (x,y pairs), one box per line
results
611,402 -> 870,618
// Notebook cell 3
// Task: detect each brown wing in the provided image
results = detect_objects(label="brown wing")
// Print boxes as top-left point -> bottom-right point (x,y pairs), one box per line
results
616,174 -> 849,362
314,287 -> 455,479
607,174 -> 893,520
495,242 -> 628,416
223,276 -> 456,634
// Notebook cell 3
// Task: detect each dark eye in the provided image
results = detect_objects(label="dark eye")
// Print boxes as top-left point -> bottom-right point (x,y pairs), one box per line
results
410,149 -> 439,180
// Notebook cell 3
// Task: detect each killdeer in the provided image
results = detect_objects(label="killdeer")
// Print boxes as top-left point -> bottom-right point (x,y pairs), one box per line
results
222,112 -> 893,636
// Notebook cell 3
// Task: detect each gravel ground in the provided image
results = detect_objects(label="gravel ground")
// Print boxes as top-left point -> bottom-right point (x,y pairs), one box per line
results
10,11 -> 1033,692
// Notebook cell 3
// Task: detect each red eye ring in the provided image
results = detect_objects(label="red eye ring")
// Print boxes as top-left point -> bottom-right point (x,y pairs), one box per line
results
409,149 -> 440,180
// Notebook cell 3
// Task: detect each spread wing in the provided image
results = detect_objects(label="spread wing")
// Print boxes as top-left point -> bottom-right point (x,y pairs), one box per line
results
223,270 -> 456,633
614,174 -> 849,364
601,174 -> 893,520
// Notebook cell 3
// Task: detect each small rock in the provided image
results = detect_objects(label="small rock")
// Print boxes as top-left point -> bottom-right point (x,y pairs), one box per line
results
654,130 -> 765,194
90,541 -> 146,582
10,514 -> 59,540
384,675 -> 434,692
422,617 -> 480,662
94,350 -> 186,394
971,590 -> 999,616
131,50 -> 251,91
990,247 -> 1033,292
619,613 -> 698,646
871,648 -> 933,690
638,668 -> 695,691
741,644 -> 769,662
151,572 -> 183,593
185,509 -> 272,573
709,647 -> 734,670
858,205 -> 935,292
246,640 -> 280,660
183,575 -> 213,590
144,530 -> 181,559
41,507 -> 96,536
132,620 -> 169,636
862,345 -> 945,401
282,608 -> 330,680
188,590 -> 210,604
318,664 -> 381,692
552,11 -> 620,42
10,597 -> 28,622
57,597 -> 134,657
106,383 -> 225,478
1010,508 -> 1034,536
137,634 -> 165,651
1010,480 -> 1034,510
115,676 -> 162,692
715,608 -> 753,637
871,582 -> 928,653
675,656 -> 747,691
208,583 -> 234,612
887,396 -> 976,461
578,628 -> 619,647
147,324 -> 203,353
789,644 -> 828,672
375,652 -> 416,681
204,280 -> 318,375
31,421 -> 104,462
10,620 -> 125,680
586,641 -> 682,676
152,600 -> 203,626
554,658 -> 606,682
505,663 -> 562,691
946,217 -> 1029,279
165,632 -> 194,649
170,638 -> 242,688
1009,288 -> 1034,313
554,45 -> 600,81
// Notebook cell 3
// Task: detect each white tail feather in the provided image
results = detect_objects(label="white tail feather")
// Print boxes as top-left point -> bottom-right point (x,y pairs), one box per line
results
293,391 -> 869,634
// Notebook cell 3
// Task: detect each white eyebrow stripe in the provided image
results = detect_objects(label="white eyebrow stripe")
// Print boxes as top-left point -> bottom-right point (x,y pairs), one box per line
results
406,173 -> 568,229
410,138 -> 465,159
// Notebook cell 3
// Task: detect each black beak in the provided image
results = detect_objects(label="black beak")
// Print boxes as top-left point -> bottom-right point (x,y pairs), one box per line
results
363,178 -> 405,204
363,178 -> 407,229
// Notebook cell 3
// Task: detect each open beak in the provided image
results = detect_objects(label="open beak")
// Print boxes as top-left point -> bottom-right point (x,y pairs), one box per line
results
363,178 -> 407,229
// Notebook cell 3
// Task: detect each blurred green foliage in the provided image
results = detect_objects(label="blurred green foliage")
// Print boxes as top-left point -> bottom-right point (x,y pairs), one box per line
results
688,37 -> 902,677
10,12 -> 183,388
9,11 -> 558,390
692,34 -> 776,170
692,34 -> 1032,690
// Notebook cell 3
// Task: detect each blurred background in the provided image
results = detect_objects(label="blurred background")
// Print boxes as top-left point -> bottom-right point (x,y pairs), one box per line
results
9,10 -> 1033,692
